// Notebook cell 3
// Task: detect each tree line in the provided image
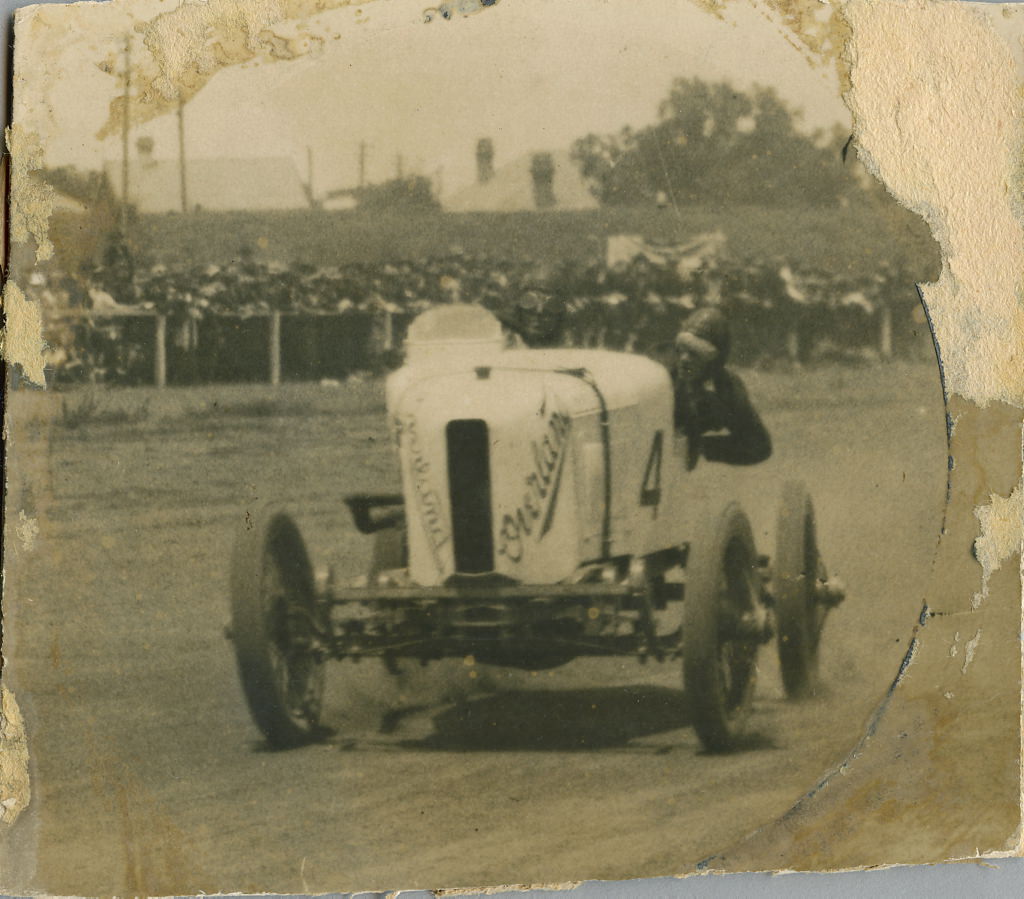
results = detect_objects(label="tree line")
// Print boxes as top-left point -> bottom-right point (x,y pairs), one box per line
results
573,78 -> 865,207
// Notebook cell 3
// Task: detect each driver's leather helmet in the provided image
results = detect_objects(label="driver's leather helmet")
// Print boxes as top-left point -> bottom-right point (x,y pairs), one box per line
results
514,287 -> 565,347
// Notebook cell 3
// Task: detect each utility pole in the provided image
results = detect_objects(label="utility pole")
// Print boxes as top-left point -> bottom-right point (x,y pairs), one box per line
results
396,153 -> 404,180
120,34 -> 131,232
177,95 -> 188,214
358,141 -> 367,189
306,146 -> 314,204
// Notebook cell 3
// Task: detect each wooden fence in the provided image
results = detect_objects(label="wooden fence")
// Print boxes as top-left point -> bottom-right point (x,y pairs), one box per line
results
49,301 -> 910,388
52,308 -> 398,388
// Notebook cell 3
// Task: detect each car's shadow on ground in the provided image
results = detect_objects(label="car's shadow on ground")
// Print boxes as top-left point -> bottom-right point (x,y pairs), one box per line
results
388,685 -> 693,751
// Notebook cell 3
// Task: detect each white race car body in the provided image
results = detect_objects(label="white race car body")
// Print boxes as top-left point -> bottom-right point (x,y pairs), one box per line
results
386,305 -> 690,586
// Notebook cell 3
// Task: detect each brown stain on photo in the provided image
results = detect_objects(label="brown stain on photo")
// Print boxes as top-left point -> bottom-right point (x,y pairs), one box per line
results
98,0 -> 367,140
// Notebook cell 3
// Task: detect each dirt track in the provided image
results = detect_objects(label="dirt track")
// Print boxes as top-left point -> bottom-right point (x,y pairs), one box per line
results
1,365 -> 949,895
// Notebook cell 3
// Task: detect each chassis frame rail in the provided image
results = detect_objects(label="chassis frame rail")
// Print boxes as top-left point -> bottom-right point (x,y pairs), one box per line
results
314,580 -> 677,664
326,582 -> 637,604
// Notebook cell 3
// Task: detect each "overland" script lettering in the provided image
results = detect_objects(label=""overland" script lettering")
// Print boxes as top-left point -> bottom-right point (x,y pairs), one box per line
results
398,414 -> 450,572
497,409 -> 572,563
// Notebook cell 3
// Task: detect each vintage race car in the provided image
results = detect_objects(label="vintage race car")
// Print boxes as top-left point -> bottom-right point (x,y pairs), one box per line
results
227,305 -> 845,752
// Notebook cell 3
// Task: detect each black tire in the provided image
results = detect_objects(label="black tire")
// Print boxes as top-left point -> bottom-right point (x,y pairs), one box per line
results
230,506 -> 326,748
683,503 -> 760,752
775,481 -> 826,699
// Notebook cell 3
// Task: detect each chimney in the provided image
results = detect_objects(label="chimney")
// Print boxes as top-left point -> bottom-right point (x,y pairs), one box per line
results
476,138 -> 494,184
530,152 -> 555,209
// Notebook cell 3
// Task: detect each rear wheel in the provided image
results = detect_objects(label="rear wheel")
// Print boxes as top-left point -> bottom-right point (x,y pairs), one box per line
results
230,506 -> 326,748
683,504 -> 760,752
775,481 -> 826,699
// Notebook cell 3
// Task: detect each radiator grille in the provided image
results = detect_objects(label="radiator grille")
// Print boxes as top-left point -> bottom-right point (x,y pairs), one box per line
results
446,419 -> 495,573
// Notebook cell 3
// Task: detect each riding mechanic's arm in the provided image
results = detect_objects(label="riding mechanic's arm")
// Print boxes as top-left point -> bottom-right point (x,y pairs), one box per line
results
700,369 -> 772,465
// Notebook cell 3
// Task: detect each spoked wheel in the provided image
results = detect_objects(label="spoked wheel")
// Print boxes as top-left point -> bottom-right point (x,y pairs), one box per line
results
683,503 -> 761,752
775,481 -> 827,699
229,506 -> 326,748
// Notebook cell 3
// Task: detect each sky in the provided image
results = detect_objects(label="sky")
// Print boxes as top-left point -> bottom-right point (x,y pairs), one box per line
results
17,0 -> 852,197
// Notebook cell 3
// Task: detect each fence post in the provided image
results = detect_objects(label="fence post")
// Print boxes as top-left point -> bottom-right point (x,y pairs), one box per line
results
154,315 -> 167,388
269,311 -> 282,386
879,303 -> 893,360
785,328 -> 800,366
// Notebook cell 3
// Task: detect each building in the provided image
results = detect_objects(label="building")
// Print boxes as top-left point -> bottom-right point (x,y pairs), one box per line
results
34,166 -> 120,276
445,145 -> 598,213
103,147 -> 311,213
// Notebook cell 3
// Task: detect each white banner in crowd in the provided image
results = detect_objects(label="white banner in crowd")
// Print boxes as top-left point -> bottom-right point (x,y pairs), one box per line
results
605,230 -> 726,274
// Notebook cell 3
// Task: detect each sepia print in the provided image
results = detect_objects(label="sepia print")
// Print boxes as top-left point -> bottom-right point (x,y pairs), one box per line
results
1,0 -> 1022,894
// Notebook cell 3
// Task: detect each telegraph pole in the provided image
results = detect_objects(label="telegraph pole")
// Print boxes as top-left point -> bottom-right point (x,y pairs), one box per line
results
307,146 -> 314,203
177,95 -> 188,213
120,34 -> 131,232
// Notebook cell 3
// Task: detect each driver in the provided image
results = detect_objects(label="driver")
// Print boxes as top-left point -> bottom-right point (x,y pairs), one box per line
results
495,285 -> 567,348
672,307 -> 772,466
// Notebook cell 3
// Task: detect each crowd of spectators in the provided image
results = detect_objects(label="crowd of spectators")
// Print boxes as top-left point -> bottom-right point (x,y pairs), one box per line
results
31,247 -> 928,386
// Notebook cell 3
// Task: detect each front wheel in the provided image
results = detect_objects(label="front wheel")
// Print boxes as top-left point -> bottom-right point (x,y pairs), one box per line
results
683,504 -> 760,752
229,505 -> 326,748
